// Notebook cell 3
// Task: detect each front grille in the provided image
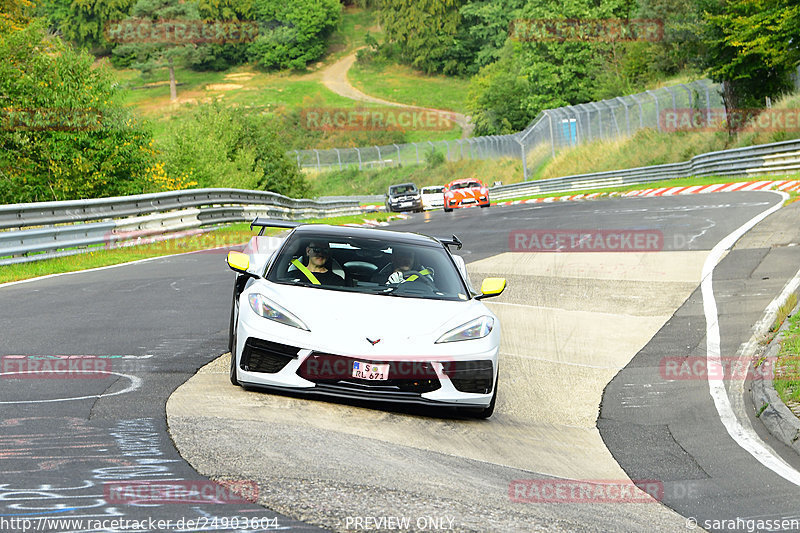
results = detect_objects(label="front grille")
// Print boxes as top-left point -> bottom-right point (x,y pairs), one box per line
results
298,353 -> 441,394
241,338 -> 299,374
443,360 -> 494,394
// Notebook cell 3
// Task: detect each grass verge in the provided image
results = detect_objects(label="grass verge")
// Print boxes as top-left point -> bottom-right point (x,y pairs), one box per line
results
773,298 -> 800,405
308,158 -> 523,197
348,62 -> 470,114
0,212 -> 394,285
536,91 -> 800,181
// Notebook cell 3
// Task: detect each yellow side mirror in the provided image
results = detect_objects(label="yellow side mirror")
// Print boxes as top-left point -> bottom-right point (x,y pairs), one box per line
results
226,251 -> 250,274
477,277 -> 506,299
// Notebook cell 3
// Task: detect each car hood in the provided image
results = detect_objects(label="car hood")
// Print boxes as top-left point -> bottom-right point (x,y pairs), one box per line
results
249,282 -> 491,356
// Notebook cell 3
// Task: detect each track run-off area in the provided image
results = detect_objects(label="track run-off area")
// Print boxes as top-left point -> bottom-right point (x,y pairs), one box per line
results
2,191 -> 800,532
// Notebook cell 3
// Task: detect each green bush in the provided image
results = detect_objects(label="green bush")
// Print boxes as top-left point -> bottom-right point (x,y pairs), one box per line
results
425,147 -> 446,169
0,21 -> 161,203
247,0 -> 342,71
158,103 -> 310,198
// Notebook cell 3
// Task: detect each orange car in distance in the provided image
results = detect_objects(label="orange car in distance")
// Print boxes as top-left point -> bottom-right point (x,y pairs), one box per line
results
443,179 -> 490,212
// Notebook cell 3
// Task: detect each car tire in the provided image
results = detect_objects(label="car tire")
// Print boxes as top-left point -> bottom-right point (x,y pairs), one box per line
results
229,322 -> 240,386
229,287 -> 241,387
480,202 -> 490,208
443,206 -> 453,213
228,283 -> 237,353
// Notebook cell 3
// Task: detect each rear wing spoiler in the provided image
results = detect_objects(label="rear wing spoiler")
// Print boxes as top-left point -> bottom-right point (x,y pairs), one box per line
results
437,234 -> 463,250
250,218 -> 302,236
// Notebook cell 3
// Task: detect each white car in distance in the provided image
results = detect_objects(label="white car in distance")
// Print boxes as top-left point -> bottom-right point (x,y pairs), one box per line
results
421,185 -> 445,210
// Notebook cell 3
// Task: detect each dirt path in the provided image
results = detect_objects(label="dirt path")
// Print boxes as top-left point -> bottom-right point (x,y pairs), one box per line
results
320,50 -> 474,138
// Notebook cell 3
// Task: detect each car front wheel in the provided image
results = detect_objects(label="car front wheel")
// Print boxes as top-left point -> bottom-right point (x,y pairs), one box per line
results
229,302 -> 240,386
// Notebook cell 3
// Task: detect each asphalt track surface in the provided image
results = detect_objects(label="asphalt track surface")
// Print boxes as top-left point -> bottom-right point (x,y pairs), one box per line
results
1,192 -> 799,532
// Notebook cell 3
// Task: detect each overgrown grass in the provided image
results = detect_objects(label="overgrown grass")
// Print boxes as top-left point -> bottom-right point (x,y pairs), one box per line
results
773,299 -> 800,404
325,5 -> 383,61
537,91 -> 800,181
307,158 -> 523,196
0,212 -> 393,285
348,62 -> 470,114
772,293 -> 799,333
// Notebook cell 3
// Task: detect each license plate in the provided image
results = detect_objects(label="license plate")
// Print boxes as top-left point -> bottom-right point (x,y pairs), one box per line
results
400,202 -> 411,207
352,361 -> 389,380
462,198 -> 476,204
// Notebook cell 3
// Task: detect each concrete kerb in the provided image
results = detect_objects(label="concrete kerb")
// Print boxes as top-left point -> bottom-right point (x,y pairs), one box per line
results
752,299 -> 800,455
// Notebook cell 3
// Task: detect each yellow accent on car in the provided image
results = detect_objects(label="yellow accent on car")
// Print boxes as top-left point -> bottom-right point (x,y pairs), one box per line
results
291,258 -> 321,285
226,251 -> 250,273
480,277 -> 506,297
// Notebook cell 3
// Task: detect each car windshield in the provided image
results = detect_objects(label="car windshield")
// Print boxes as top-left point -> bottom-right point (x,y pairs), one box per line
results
423,186 -> 444,193
390,185 -> 415,194
266,233 -> 469,301
449,181 -> 481,190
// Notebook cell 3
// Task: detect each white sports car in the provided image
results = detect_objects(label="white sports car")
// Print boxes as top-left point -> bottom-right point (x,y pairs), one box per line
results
226,219 -> 506,418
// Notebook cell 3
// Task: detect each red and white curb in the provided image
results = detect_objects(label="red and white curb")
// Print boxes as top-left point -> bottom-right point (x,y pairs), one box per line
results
494,179 -> 800,206
344,213 -> 409,228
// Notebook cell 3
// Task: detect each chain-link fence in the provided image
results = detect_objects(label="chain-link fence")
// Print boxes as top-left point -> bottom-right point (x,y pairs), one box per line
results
293,79 -> 724,180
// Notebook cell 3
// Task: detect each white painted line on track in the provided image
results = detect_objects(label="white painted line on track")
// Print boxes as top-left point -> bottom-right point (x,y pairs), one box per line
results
0,371 -> 142,404
701,190 -> 800,486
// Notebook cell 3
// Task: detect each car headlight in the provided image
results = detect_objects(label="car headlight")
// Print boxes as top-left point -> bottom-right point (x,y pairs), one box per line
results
435,316 -> 494,343
248,293 -> 309,331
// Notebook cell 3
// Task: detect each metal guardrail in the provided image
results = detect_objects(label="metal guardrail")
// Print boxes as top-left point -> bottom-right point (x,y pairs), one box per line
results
488,138 -> 800,200
0,188 -> 362,265
343,138 -> 800,204
4,138 -> 798,265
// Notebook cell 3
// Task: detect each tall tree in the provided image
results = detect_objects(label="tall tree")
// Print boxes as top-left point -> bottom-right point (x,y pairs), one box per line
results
111,0 -> 202,101
379,0 -> 465,74
457,0 -> 526,74
0,21 -> 160,203
247,0 -> 341,71
467,0 -> 637,135
700,0 -> 800,112
36,0 -> 135,53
